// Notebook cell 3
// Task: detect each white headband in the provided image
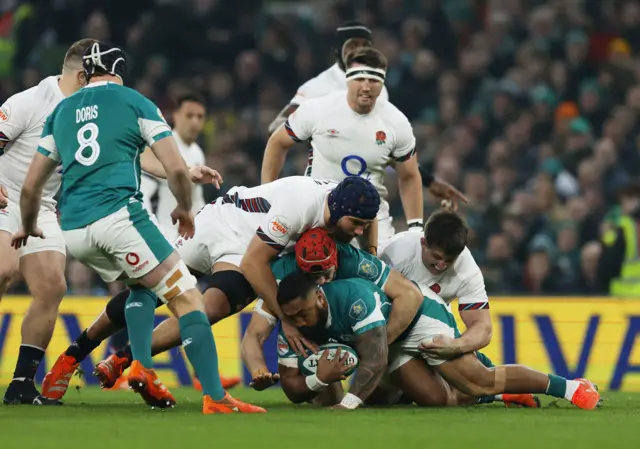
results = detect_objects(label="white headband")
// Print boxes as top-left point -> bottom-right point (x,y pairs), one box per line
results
346,66 -> 386,83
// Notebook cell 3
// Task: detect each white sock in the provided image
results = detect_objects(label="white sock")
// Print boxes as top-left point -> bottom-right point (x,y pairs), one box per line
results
564,380 -> 580,401
495,394 -> 503,401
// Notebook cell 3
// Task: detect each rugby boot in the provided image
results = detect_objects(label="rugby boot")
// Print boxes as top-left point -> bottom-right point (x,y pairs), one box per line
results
94,352 -> 131,389
203,392 -> 266,414
42,353 -> 79,400
502,393 -> 541,408
193,375 -> 241,391
570,378 -> 600,410
127,361 -> 176,409
3,379 -> 61,405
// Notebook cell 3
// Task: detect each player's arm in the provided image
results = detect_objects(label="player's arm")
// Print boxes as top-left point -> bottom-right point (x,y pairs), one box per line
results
267,103 -> 299,135
360,217 -> 378,254
20,152 -> 58,233
140,146 -> 222,188
395,152 -> 423,229
0,93 -> 32,156
261,101 -> 313,184
391,114 -> 422,229
241,303 -> 278,381
19,115 -> 59,234
455,272 -> 492,354
343,326 -> 388,409
241,236 -> 283,319
383,269 -> 423,344
149,136 -> 192,212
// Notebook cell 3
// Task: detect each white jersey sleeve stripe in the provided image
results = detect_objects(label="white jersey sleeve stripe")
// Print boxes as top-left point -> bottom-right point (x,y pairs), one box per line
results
138,118 -> 172,147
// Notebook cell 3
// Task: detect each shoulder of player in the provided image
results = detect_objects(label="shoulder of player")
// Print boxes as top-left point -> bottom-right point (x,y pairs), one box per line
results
452,247 -> 483,280
296,91 -> 344,114
381,231 -> 421,254
375,100 -> 411,127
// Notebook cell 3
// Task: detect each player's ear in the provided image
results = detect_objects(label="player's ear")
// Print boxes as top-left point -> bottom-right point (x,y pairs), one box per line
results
77,70 -> 87,86
316,288 -> 325,307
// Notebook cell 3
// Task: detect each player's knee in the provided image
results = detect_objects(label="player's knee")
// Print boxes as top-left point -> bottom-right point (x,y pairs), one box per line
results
0,261 -> 18,287
29,272 -> 67,303
151,260 -> 201,316
413,388 -> 449,407
202,270 -> 255,319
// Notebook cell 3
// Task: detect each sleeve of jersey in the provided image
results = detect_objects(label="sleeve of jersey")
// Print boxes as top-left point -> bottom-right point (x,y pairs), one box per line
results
284,102 -> 313,143
340,244 -> 391,289
390,115 -> 416,162
351,302 -> 386,336
276,329 -> 299,368
36,115 -> 60,162
253,299 -> 278,326
378,239 -> 410,277
456,271 -> 490,312
137,97 -> 172,146
256,207 -> 304,253
0,94 -> 32,153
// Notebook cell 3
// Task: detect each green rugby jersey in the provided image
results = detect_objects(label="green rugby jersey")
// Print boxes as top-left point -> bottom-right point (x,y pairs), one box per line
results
37,81 -> 172,230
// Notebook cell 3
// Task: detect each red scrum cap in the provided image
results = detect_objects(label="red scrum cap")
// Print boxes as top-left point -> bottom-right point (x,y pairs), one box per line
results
295,228 -> 338,273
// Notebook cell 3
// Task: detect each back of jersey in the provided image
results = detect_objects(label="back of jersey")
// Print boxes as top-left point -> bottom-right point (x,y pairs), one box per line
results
39,81 -> 171,231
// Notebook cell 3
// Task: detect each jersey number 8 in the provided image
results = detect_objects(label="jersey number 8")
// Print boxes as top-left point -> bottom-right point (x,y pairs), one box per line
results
75,122 -> 101,166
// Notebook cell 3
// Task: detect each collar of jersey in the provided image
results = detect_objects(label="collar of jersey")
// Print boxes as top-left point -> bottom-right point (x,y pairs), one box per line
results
320,286 -> 332,328
83,81 -> 115,89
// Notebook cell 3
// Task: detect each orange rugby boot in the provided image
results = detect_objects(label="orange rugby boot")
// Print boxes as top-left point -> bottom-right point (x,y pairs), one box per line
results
502,393 -> 541,408
94,352 -> 131,389
42,353 -> 80,400
127,360 -> 176,409
570,378 -> 600,410
105,375 -> 129,391
203,392 -> 266,414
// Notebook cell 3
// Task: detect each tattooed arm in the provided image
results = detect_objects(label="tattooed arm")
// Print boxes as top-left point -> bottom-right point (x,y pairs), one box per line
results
340,326 -> 388,409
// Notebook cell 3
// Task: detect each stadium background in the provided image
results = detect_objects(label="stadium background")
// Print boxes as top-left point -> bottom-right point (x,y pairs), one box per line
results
2,0 -> 640,390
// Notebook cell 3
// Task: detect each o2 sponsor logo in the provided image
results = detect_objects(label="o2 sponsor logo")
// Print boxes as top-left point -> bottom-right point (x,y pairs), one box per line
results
341,155 -> 371,179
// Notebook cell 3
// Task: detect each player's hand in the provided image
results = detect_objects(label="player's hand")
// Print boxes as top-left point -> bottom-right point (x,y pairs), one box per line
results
330,404 -> 351,410
419,334 -> 462,359
0,184 -> 8,209
281,319 -> 318,357
428,179 -> 468,211
249,370 -> 280,391
316,347 -> 353,384
11,227 -> 44,249
189,165 -> 223,188
170,207 -> 195,239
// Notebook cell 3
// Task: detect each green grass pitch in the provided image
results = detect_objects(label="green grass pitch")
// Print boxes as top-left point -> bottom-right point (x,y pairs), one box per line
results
1,388 -> 639,449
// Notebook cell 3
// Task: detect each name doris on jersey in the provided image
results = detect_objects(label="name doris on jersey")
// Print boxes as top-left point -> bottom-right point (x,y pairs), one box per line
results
76,105 -> 99,123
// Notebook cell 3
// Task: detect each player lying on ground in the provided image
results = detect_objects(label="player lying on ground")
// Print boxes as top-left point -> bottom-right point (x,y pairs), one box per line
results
44,227 -> 421,398
242,229 -> 537,408
273,272 -> 601,410
43,178 -> 394,398
14,41 -> 264,414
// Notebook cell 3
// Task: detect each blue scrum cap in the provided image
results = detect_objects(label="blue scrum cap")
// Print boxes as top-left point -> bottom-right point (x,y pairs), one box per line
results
328,176 -> 380,225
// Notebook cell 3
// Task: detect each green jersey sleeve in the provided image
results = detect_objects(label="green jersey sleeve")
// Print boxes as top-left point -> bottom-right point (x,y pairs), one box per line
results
133,93 -> 172,146
326,279 -> 387,337
336,243 -> 390,288
36,113 -> 60,162
276,327 -> 298,368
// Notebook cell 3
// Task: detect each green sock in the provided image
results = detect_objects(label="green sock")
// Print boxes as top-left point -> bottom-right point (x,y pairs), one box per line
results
545,374 -> 567,398
179,310 -> 225,400
476,351 -> 495,368
124,287 -> 157,369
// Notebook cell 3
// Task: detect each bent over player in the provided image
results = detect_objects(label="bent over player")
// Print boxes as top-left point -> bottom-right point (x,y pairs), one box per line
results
13,41 -> 263,414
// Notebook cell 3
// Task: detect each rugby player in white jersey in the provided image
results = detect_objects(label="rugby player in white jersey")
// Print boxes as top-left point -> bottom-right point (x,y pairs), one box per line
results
379,210 -> 492,360
0,39 -> 97,405
263,47 -> 422,247
141,93 -> 206,241
267,21 -> 389,134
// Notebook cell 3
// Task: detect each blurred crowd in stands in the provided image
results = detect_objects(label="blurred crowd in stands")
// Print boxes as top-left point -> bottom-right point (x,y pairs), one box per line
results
2,0 -> 640,296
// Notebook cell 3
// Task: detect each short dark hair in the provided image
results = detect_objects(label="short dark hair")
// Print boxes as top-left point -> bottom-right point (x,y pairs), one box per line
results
424,210 -> 468,258
176,93 -> 206,109
344,47 -> 387,70
63,38 -> 97,70
277,272 -> 318,306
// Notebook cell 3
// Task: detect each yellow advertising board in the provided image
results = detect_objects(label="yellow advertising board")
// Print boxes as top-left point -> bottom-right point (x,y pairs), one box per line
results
1,296 -> 640,390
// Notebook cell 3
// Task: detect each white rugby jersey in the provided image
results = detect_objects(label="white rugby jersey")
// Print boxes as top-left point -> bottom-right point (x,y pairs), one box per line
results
289,63 -> 389,106
379,231 -> 489,312
141,131 -> 205,236
214,176 -> 336,254
0,76 -> 65,209
285,91 -> 415,220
